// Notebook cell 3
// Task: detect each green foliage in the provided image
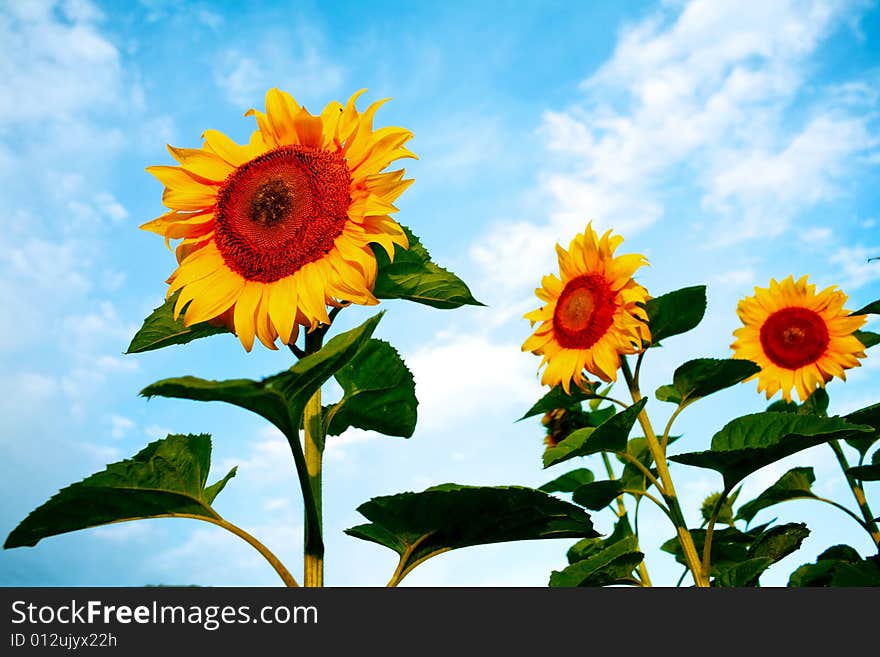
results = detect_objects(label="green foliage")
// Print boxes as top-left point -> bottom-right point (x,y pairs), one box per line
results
850,299 -> 880,316
539,468 -> 595,494
346,484 -> 599,584
550,535 -> 643,587
669,412 -> 872,488
141,313 -> 383,442
643,285 -> 707,346
572,481 -> 625,511
712,559 -> 774,587
126,292 -> 230,354
844,402 -> 880,458
567,515 -> 634,564
789,545 -> 880,587
5,434 -> 234,548
372,225 -> 483,309
323,338 -> 417,438
656,358 -> 760,405
854,330 -> 880,349
519,383 -> 600,421
543,399 -> 647,468
735,467 -> 817,524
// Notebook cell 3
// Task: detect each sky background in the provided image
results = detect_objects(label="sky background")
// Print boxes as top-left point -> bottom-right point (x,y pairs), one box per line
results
1,0 -> 879,588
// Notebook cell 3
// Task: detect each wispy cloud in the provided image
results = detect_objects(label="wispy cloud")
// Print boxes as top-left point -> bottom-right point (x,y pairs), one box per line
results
213,23 -> 344,108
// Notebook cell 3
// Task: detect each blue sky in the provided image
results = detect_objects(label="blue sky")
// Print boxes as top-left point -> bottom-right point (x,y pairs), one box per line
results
1,0 -> 879,587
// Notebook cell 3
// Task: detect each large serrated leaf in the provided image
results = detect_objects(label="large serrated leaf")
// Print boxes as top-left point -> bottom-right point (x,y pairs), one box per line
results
372,225 -> 483,309
656,358 -> 760,405
543,399 -> 647,468
141,314 -> 383,441
644,285 -> 707,346
669,412 -> 872,488
735,467 -> 817,524
550,535 -> 643,587
5,434 -> 235,548
345,484 -> 598,585
127,292 -> 231,354
324,338 -> 417,438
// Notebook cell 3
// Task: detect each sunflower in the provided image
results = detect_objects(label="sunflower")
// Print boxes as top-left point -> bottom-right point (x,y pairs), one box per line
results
731,275 -> 867,402
522,223 -> 651,393
141,88 -> 415,351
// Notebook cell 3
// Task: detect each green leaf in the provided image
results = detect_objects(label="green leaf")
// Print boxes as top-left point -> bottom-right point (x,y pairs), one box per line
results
372,225 -> 483,309
550,535 -> 643,587
789,544 -> 880,587
346,484 -> 598,584
735,467 -> 817,524
126,292 -> 230,354
572,481 -> 624,510
844,402 -> 880,457
846,465 -> 880,481
142,313 -> 383,442
657,358 -> 760,405
324,339 -> 417,438
5,434 -> 234,548
539,468 -> 595,494
518,383 -> 600,421
655,385 -> 681,404
543,399 -> 647,468
713,558 -> 774,587
854,330 -> 880,349
644,285 -> 707,346
662,524 -> 772,578
850,299 -> 880,316
748,522 -> 810,564
669,412 -> 872,488
567,515 -> 634,564
765,389 -> 829,416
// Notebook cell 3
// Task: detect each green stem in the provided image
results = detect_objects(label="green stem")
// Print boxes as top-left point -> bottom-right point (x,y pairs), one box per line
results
163,514 -> 299,587
303,329 -> 326,587
620,356 -> 710,587
700,486 -> 732,581
602,453 -> 652,587
829,440 -> 880,550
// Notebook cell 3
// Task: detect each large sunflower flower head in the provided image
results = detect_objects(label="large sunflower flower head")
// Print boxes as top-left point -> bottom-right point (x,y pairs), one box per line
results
141,88 -> 416,351
731,275 -> 867,402
522,222 -> 651,394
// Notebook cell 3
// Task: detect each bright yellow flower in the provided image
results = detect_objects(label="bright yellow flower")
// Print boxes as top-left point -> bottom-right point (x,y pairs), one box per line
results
141,88 -> 415,351
522,223 -> 651,393
731,275 -> 867,402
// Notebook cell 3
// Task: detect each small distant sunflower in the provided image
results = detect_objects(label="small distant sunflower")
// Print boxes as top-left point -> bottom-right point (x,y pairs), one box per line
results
522,223 -> 651,393
141,88 -> 415,351
731,275 -> 867,402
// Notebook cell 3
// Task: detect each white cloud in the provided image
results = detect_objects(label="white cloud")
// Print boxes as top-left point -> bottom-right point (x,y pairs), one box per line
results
107,414 -> 134,439
213,24 -> 343,108
405,333 -> 541,432
830,245 -> 880,289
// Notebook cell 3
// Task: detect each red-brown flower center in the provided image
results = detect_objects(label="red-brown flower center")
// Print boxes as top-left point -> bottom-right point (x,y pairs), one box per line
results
759,306 -> 829,370
553,274 -> 617,349
213,145 -> 352,282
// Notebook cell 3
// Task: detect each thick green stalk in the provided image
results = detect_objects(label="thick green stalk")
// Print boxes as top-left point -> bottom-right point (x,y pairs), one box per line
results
621,357 -> 710,587
302,330 -> 327,587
